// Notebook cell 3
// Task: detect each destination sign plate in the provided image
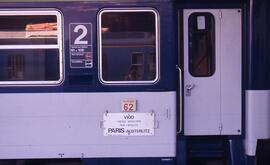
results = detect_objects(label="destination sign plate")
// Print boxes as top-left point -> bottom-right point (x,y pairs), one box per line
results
103,112 -> 155,136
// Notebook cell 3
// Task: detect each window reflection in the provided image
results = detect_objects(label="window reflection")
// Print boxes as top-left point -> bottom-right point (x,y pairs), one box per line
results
0,12 -> 62,84
188,13 -> 215,77
0,15 -> 57,45
100,11 -> 158,82
0,49 -> 60,81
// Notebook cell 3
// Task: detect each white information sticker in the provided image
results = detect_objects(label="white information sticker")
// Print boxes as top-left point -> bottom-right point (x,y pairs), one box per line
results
103,112 -> 155,136
197,16 -> 206,30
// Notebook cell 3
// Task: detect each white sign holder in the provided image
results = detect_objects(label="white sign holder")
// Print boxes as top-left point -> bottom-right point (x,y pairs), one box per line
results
103,112 -> 155,136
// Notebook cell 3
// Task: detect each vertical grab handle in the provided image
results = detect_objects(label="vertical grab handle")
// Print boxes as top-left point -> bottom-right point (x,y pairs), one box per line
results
176,65 -> 183,134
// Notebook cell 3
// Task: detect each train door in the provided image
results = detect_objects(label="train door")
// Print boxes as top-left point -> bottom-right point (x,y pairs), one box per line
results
183,9 -> 242,135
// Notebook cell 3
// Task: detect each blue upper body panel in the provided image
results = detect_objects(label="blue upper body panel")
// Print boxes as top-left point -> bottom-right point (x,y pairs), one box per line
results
248,0 -> 270,90
0,1 -> 177,93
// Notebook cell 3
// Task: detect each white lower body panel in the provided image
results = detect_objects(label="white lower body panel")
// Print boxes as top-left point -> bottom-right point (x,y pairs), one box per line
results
245,90 -> 270,156
0,91 -> 176,159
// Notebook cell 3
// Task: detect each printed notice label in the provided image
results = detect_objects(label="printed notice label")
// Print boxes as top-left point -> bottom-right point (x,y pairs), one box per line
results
103,113 -> 155,136
197,16 -> 206,30
69,23 -> 93,68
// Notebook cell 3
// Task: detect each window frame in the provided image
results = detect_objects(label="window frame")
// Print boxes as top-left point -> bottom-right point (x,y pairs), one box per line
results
98,8 -> 160,85
0,9 -> 64,86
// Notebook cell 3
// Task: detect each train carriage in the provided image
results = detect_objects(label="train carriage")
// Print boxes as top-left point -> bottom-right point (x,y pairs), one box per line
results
0,0 -> 177,161
0,0 -> 269,165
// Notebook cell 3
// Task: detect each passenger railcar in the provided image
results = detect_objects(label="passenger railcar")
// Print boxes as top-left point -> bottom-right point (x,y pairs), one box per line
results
0,0 -> 269,165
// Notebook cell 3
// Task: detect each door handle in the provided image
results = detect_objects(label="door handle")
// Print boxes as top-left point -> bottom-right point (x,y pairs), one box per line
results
176,65 -> 182,134
185,84 -> 195,96
186,84 -> 195,90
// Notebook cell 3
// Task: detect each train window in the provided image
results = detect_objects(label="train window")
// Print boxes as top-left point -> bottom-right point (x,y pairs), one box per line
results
188,13 -> 215,77
99,9 -> 159,84
0,10 -> 63,85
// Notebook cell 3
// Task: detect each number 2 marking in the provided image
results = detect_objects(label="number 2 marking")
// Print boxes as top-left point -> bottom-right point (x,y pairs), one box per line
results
129,104 -> 134,111
74,25 -> 88,45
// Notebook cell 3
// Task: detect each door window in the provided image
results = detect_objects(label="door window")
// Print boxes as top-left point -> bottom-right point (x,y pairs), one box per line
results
188,13 -> 215,77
